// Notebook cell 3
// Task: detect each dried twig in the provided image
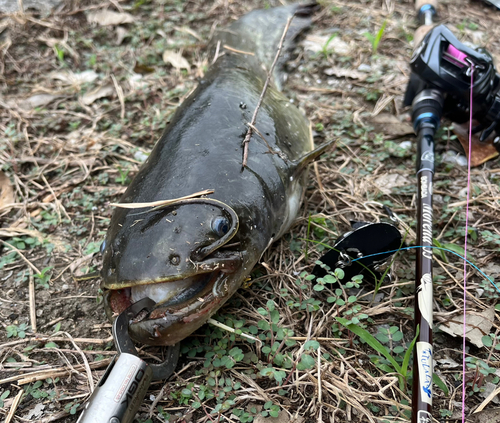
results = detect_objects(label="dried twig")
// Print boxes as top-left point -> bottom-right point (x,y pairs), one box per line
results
61,331 -> 96,393
0,335 -> 113,350
222,45 -> 254,55
5,389 -> 23,423
212,40 -> 221,64
246,122 -> 278,156
0,239 -> 41,274
111,74 -> 125,120
28,267 -> 37,332
41,173 -> 62,223
110,189 -> 214,209
208,317 -> 261,345
475,384 -> 500,413
0,357 -> 113,386
241,15 -> 294,168
317,346 -> 322,405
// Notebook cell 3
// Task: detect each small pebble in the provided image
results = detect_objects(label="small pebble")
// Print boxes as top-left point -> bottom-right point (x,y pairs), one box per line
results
357,63 -> 372,73
134,151 -> 149,162
442,150 -> 467,166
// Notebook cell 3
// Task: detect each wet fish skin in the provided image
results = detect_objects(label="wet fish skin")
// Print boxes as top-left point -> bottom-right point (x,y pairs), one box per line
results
101,3 -> 328,346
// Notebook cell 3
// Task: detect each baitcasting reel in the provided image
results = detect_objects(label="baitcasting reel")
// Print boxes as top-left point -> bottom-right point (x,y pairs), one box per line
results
312,222 -> 402,284
405,24 -> 500,144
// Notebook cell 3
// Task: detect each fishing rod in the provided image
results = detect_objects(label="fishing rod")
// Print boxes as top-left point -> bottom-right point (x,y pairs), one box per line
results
410,19 -> 441,423
406,1 -> 500,421
408,4 -> 442,422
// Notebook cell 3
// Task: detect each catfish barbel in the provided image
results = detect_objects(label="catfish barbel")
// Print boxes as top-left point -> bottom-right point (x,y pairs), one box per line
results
100,3 -> 332,345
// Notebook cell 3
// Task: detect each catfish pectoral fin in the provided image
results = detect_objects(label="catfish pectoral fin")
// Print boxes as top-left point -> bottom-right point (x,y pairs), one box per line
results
291,138 -> 337,176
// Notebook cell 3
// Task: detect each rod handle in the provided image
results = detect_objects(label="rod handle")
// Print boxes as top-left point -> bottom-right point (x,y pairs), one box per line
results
77,353 -> 153,423
415,0 -> 438,10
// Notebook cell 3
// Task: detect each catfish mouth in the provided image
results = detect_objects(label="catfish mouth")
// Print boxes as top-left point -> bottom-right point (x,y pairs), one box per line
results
105,247 -> 243,319
107,269 -> 229,317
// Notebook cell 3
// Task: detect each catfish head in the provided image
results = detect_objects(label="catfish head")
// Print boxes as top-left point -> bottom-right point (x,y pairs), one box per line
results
101,198 -> 245,345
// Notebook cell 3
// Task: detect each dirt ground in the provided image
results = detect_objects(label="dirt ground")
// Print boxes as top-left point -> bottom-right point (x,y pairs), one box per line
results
1,0 -> 500,422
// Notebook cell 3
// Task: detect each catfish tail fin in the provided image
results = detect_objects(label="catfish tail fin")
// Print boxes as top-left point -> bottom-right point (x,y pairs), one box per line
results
210,3 -> 318,91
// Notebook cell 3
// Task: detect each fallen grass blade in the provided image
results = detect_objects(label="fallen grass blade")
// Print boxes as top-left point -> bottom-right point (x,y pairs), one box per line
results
336,317 -> 401,373
401,325 -> 419,378
433,373 -> 449,396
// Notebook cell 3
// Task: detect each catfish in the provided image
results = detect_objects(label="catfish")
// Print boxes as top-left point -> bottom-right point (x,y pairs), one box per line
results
101,3 -> 332,345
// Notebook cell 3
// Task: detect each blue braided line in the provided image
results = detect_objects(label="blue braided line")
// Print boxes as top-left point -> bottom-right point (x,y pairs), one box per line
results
350,245 -> 500,294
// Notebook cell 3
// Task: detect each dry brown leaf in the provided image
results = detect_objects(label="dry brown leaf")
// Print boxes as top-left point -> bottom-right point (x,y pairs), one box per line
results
17,94 -> 61,110
439,307 -> 495,348
87,10 -> 134,26
173,25 -> 203,41
452,121 -> 499,166
471,407 -> 500,423
115,26 -> 129,45
128,74 -> 149,91
370,113 -> 414,138
81,85 -> 115,106
23,402 -> 45,420
372,173 -> 410,195
479,383 -> 500,405
51,70 -> 98,86
0,171 -> 15,209
163,50 -> 190,70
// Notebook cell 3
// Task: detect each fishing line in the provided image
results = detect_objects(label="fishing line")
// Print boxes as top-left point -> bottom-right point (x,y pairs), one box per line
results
462,61 -> 475,423
348,245 -> 500,294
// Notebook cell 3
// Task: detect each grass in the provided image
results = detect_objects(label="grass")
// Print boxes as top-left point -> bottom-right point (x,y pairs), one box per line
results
1,0 -> 500,422
363,20 -> 387,55
336,317 -> 418,392
319,32 -> 338,59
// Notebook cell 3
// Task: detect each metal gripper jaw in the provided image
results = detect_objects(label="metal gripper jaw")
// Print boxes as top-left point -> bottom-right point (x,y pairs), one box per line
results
77,298 -> 180,423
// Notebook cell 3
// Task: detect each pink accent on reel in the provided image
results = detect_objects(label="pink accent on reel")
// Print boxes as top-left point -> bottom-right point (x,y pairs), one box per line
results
445,44 -> 468,68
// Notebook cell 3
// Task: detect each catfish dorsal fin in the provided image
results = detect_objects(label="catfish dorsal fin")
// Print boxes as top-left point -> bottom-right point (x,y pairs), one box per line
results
291,138 -> 336,176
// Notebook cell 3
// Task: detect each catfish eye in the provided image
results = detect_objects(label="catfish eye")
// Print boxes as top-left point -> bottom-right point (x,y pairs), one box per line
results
211,216 -> 230,237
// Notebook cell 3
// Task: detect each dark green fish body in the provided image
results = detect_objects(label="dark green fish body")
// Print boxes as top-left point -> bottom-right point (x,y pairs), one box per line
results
101,4 -> 328,345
